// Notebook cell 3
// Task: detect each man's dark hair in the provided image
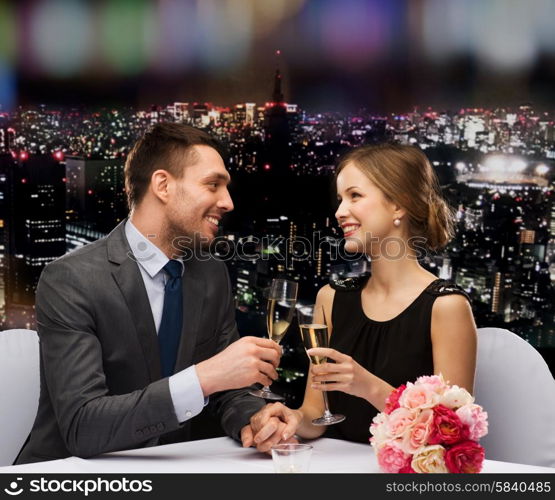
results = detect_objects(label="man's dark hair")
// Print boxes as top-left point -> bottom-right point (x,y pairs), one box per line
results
124,122 -> 226,210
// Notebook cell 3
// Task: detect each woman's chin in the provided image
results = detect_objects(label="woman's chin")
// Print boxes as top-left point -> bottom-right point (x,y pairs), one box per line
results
343,239 -> 364,254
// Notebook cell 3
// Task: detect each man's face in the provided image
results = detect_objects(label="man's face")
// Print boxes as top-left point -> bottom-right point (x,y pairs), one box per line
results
165,145 -> 233,248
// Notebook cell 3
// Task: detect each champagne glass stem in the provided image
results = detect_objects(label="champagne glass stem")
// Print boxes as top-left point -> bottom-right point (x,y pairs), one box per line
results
321,390 -> 333,417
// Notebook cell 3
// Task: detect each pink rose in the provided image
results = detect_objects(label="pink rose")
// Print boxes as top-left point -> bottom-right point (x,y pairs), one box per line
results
415,374 -> 447,393
399,382 -> 439,409
398,457 -> 416,473
401,408 -> 433,453
428,404 -> 469,445
386,407 -> 417,438
384,385 -> 406,415
376,441 -> 411,473
456,404 -> 488,441
445,440 -> 485,473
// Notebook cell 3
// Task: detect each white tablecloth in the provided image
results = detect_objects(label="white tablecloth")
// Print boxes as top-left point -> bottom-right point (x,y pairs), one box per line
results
2,438 -> 554,474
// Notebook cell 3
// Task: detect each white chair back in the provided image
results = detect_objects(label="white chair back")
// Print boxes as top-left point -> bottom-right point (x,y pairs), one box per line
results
475,327 -> 555,468
0,329 -> 40,466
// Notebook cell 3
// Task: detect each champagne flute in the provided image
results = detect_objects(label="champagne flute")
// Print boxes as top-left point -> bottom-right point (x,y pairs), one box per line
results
249,278 -> 298,400
297,304 -> 345,425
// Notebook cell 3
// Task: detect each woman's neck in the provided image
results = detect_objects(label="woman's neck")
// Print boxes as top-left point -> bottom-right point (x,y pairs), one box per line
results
365,253 -> 435,295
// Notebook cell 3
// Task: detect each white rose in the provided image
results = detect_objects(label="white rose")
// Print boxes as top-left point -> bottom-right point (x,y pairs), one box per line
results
369,412 -> 389,446
439,385 -> 474,409
411,445 -> 449,473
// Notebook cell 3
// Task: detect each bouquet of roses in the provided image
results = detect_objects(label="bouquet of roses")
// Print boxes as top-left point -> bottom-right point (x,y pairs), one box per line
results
370,374 -> 488,473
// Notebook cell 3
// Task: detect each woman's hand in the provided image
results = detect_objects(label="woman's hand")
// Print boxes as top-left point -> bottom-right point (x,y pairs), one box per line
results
308,348 -> 373,400
240,402 -> 302,453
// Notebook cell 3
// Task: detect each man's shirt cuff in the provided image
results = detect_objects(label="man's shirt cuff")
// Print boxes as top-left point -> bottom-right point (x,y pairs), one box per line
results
168,365 -> 209,423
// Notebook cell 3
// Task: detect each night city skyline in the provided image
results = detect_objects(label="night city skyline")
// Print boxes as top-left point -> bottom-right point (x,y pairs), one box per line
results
2,89 -> 555,405
2,0 -> 555,408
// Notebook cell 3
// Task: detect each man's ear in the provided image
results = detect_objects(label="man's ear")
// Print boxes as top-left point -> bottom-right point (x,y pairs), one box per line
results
150,169 -> 171,203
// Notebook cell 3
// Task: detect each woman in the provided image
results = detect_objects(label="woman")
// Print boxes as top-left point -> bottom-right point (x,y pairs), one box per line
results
293,143 -> 477,443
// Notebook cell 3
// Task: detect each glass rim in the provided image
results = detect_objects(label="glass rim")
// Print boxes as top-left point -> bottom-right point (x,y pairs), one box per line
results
271,443 -> 313,452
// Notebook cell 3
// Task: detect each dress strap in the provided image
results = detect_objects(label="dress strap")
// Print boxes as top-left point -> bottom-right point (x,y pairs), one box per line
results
423,279 -> 471,303
329,273 -> 370,292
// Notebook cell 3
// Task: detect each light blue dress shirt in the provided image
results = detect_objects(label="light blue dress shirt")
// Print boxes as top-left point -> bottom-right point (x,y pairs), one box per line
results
125,220 -> 206,423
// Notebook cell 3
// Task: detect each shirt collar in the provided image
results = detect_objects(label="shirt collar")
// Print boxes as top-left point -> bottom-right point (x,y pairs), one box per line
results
125,219 -> 183,278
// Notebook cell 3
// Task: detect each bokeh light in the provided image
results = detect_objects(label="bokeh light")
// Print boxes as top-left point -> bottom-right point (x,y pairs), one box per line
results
536,164 -> 550,176
0,0 -> 16,110
151,0 -> 196,74
194,0 -> 253,71
28,0 -> 94,77
473,0 -> 537,71
0,0 -> 16,64
99,0 -> 157,75
1,0 -> 555,109
320,0 -> 391,70
251,0 -> 307,39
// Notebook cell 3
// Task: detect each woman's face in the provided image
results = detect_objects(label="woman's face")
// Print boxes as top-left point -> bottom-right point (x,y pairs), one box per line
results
335,163 -> 400,255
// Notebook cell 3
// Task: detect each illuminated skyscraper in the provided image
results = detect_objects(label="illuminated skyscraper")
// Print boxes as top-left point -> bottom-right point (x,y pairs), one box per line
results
491,271 -> 513,320
549,201 -> 555,241
0,153 -> 66,329
520,229 -> 536,244
172,102 -> 190,122
0,162 -> 6,322
234,104 -> 246,124
65,156 -> 126,234
264,51 -> 291,175
245,103 -> 256,126
0,125 -> 15,154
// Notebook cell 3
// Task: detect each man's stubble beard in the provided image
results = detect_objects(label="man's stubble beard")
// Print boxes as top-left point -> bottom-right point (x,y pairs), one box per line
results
165,212 -> 214,257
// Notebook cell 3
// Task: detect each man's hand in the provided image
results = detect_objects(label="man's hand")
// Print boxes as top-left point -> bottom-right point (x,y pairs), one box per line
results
196,336 -> 281,396
240,402 -> 302,453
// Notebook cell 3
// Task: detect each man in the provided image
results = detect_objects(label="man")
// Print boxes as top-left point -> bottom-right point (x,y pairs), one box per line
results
16,123 -> 295,464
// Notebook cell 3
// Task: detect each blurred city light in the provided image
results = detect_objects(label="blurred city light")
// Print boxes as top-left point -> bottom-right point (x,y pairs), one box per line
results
421,0 -> 552,71
536,164 -> 550,176
509,158 -> 527,173
29,0 -> 93,77
194,0 -> 253,70
99,0 -> 156,75
483,156 -> 505,172
0,0 -> 553,81
0,0 -> 16,64
152,0 -> 196,74
320,0 -> 391,70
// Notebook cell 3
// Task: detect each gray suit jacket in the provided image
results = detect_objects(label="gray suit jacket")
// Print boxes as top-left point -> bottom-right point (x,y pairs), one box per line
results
16,221 -> 264,464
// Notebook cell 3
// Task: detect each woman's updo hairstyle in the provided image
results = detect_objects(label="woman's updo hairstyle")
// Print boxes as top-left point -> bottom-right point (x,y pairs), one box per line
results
335,143 -> 455,251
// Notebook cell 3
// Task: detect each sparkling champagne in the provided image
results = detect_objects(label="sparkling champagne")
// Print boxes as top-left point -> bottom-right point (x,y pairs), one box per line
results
266,298 -> 296,343
299,323 -> 328,364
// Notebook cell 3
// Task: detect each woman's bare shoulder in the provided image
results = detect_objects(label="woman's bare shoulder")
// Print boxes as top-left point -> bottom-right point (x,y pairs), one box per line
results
316,284 -> 336,306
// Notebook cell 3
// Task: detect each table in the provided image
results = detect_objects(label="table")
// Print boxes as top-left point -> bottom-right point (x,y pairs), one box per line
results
2,438 -> 554,474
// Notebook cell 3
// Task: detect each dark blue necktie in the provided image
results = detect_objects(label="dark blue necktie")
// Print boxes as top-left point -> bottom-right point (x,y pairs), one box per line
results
158,259 -> 183,378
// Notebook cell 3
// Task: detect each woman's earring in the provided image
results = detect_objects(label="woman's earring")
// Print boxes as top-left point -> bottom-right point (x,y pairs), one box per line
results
393,218 -> 401,227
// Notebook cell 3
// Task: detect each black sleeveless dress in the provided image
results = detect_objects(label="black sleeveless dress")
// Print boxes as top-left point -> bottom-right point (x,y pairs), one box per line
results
324,276 -> 470,444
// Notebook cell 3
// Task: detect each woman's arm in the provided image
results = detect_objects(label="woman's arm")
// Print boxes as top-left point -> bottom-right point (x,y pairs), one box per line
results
296,284 -> 395,426
431,294 -> 477,393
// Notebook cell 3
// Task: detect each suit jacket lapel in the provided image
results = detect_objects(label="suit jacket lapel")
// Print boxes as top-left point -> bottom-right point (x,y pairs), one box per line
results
107,221 -> 161,381
175,258 -> 205,370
